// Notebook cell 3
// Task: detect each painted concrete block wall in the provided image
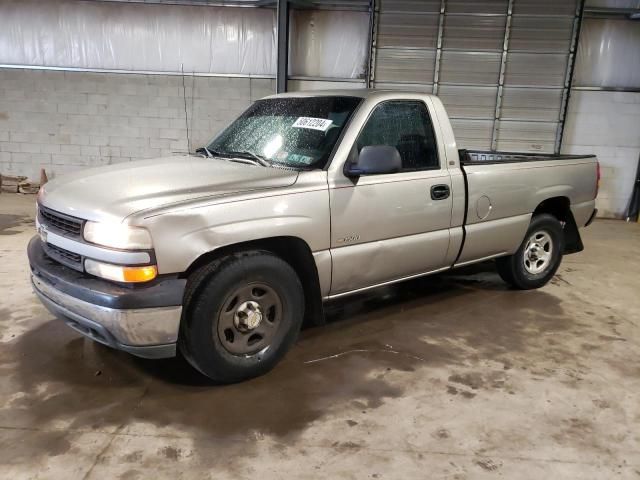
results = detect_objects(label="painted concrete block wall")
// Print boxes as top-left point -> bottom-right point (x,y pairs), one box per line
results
561,90 -> 640,219
0,68 -> 275,180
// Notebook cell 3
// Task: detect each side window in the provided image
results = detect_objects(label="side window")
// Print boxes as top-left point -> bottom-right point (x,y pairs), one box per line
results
356,101 -> 439,171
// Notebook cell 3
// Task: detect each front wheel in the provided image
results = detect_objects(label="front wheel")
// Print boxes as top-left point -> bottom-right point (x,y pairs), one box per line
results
179,251 -> 304,383
496,214 -> 565,290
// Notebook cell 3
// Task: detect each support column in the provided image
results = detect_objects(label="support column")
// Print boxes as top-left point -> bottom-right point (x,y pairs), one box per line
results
365,0 -> 377,89
276,0 -> 290,93
490,0 -> 514,151
432,0 -> 446,95
555,0 -> 586,154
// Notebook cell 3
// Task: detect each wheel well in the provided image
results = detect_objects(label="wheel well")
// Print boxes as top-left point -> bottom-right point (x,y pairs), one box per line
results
533,197 -> 583,254
181,237 -> 325,326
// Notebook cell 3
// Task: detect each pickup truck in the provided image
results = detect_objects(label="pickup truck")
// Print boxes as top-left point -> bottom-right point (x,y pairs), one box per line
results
29,90 -> 599,382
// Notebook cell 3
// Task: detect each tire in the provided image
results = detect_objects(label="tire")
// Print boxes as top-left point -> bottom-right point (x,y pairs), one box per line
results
179,251 -> 304,383
496,213 -> 565,290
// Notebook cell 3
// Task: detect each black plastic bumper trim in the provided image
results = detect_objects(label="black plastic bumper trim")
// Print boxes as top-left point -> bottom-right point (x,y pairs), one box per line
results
28,236 -> 186,310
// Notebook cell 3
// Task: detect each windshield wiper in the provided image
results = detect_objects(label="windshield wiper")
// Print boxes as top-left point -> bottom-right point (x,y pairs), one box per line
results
195,147 -> 272,167
196,146 -> 232,158
226,150 -> 272,167
195,146 -> 217,158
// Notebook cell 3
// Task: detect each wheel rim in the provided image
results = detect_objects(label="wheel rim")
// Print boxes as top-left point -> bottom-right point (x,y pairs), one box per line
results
216,282 -> 283,355
523,230 -> 553,275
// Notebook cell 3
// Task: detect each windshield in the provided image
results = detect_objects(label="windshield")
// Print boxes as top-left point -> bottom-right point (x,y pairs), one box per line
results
206,96 -> 362,169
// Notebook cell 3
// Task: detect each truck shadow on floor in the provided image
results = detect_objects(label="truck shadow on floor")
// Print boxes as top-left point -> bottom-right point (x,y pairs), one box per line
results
5,262 -> 579,463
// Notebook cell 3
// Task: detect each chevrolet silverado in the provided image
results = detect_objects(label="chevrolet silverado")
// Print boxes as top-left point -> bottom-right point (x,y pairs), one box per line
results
29,90 -> 599,382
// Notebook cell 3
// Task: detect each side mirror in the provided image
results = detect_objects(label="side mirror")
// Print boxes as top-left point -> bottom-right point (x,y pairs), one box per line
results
344,145 -> 402,177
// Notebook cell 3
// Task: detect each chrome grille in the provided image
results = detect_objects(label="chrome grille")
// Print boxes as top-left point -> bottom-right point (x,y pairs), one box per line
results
39,206 -> 83,238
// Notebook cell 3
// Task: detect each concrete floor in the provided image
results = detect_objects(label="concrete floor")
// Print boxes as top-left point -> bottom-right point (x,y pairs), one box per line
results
0,193 -> 639,479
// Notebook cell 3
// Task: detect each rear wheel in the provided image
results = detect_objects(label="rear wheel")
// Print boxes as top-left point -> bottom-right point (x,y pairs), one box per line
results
179,251 -> 304,383
496,214 -> 565,290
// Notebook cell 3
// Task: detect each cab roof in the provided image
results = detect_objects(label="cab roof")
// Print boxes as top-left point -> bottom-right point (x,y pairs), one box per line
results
262,88 -> 435,100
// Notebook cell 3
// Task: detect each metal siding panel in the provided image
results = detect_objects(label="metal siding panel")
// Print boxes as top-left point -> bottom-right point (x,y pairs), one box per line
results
288,79 -> 367,91
379,0 -> 441,14
512,0 -> 577,16
495,121 -> 559,152
443,14 -> 506,51
377,13 -> 439,48
503,53 -> 568,86
93,0 -> 265,4
374,48 -> 436,83
449,119 -> 494,149
500,87 -> 563,121
439,51 -> 501,84
308,0 -> 371,10
438,85 -> 498,118
445,0 -> 508,14
373,81 -> 434,92
509,15 -> 574,52
104,0 -> 372,7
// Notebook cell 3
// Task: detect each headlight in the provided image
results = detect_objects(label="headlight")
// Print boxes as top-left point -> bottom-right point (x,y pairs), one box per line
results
83,221 -> 152,250
85,259 -> 157,283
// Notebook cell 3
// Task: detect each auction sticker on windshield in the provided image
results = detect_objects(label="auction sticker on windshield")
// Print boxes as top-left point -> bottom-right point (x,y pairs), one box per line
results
292,117 -> 333,132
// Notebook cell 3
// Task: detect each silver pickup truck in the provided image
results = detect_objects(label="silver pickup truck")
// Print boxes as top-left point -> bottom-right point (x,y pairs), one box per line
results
29,90 -> 598,382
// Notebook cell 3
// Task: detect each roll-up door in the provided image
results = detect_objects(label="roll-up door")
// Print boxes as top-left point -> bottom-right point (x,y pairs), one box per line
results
370,0 -> 581,153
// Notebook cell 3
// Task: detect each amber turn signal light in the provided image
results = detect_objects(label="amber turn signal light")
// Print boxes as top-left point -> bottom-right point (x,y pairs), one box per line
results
84,259 -> 157,283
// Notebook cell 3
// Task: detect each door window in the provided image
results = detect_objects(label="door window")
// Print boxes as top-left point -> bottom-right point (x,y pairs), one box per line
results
356,101 -> 440,171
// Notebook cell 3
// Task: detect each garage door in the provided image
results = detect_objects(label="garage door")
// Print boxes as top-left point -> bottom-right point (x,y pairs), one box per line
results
370,0 -> 581,153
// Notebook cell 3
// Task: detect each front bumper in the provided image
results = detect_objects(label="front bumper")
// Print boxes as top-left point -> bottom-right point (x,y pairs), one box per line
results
28,236 -> 185,359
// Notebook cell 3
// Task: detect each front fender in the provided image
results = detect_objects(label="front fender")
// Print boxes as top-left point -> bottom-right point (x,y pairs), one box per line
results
142,188 -> 330,275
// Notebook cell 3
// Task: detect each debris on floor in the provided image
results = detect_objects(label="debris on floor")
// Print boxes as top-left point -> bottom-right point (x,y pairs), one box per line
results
0,174 -> 40,194
1,174 -> 27,193
17,181 -> 40,194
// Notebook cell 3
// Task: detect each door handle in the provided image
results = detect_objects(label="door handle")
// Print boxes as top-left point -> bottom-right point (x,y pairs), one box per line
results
431,184 -> 450,200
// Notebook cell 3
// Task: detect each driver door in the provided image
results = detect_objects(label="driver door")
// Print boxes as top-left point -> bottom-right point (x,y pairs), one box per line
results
329,100 -> 453,295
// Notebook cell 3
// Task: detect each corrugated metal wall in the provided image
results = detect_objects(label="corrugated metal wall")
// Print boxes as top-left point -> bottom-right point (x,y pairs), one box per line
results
370,0 -> 581,153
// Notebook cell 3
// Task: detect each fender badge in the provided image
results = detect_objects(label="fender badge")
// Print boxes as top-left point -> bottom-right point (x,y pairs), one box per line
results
337,234 -> 360,244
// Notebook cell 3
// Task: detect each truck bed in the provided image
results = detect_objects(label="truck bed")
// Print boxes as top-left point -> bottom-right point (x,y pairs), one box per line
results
453,148 -> 598,266
459,149 -> 596,165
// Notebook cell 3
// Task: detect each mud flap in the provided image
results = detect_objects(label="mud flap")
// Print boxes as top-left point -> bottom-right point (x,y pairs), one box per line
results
563,213 -> 584,254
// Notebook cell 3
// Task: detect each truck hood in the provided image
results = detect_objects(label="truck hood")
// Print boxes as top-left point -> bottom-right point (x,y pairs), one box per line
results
39,156 -> 299,223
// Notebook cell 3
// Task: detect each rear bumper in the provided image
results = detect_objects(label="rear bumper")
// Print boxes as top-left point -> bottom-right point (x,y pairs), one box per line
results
28,236 -> 185,359
571,200 -> 597,228
585,208 -> 598,227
